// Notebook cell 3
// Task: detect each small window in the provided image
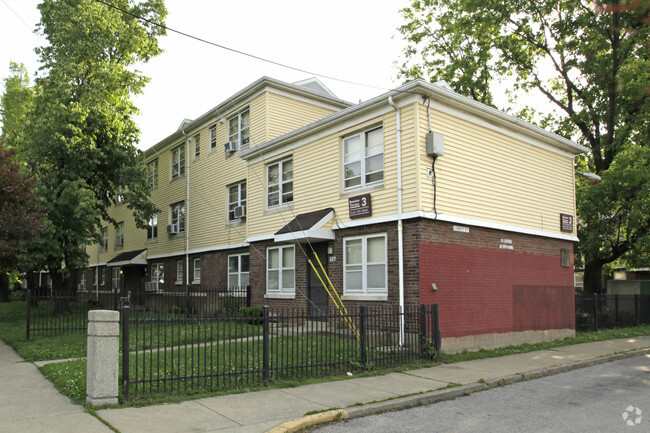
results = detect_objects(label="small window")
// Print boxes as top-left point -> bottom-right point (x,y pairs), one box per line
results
111,267 -> 121,291
79,272 -> 86,291
228,254 -> 250,288
266,246 -> 294,295
100,269 -> 106,286
267,158 -> 293,207
193,258 -> 201,283
115,222 -> 124,248
228,181 -> 247,220
147,159 -> 158,189
194,133 -> 201,158
561,249 -> 571,267
151,263 -> 164,284
117,187 -> 125,204
343,234 -> 387,297
343,126 -> 384,190
210,125 -> 217,150
176,260 -> 183,284
170,202 -> 185,233
171,144 -> 185,178
100,227 -> 108,252
147,214 -> 158,240
228,109 -> 250,148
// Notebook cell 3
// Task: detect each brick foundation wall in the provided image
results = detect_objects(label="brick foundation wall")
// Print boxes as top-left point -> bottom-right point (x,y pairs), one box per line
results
417,220 -> 575,339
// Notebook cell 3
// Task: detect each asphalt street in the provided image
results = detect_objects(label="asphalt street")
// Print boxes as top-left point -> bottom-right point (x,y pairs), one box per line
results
314,354 -> 650,433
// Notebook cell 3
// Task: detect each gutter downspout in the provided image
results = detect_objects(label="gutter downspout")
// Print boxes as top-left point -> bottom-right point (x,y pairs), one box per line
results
388,96 -> 405,347
181,130 -> 190,287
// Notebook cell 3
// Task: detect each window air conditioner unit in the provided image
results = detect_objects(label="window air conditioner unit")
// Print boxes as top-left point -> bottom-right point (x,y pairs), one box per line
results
224,141 -> 238,152
233,205 -> 247,219
115,236 -> 123,247
167,224 -> 178,234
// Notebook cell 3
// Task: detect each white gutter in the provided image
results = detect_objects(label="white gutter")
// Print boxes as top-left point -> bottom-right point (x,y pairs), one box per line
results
388,96 -> 405,347
181,130 -> 190,287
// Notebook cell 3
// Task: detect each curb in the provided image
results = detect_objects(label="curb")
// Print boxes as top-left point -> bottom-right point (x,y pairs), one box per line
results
264,348 -> 650,432
265,410 -> 349,433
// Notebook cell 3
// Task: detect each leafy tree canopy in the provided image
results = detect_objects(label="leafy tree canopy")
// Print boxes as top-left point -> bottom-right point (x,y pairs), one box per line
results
398,0 -> 649,292
0,62 -> 34,149
18,0 -> 166,284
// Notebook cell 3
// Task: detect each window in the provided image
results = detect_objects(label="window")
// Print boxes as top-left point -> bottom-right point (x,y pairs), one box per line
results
111,267 -> 121,291
228,181 -> 247,220
147,214 -> 158,240
343,234 -> 387,297
117,187 -> 125,203
228,254 -> 250,288
100,227 -> 108,252
170,202 -> 185,233
343,127 -> 384,190
176,260 -> 183,284
210,125 -> 217,150
228,109 -> 250,148
193,258 -> 201,283
267,158 -> 293,207
194,134 -> 200,158
151,263 -> 164,284
561,249 -> 571,267
171,144 -> 185,178
79,272 -> 86,291
147,159 -> 158,189
115,222 -> 124,248
266,246 -> 294,295
100,269 -> 106,286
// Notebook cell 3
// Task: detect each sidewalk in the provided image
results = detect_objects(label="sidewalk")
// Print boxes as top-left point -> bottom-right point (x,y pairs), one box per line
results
2,336 -> 649,433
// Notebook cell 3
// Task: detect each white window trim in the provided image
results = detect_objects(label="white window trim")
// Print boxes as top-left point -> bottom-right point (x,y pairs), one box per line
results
228,109 -> 250,148
148,159 -> 158,189
171,144 -> 185,178
228,181 -> 247,221
343,126 -> 384,191
194,133 -> 201,158
111,267 -> 121,291
147,214 -> 158,240
210,125 -> 217,151
265,245 -> 295,296
343,233 -> 388,298
228,253 -> 250,289
176,260 -> 183,285
151,263 -> 164,284
193,258 -> 201,283
170,202 -> 185,233
267,157 -> 293,208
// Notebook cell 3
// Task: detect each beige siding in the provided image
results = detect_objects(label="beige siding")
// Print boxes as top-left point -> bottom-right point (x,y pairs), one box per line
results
266,93 -> 338,139
416,105 -> 576,234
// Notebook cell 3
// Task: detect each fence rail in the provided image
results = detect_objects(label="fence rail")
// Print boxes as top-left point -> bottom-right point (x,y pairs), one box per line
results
575,293 -> 650,331
121,304 -> 440,401
25,286 -> 250,340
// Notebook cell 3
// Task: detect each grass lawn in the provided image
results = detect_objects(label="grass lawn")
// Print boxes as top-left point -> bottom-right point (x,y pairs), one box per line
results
1,299 -> 649,407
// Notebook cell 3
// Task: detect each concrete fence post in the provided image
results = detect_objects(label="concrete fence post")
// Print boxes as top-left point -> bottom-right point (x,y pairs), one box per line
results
86,310 -> 119,406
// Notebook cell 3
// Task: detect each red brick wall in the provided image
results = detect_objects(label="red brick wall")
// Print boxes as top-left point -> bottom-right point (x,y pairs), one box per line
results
419,236 -> 575,338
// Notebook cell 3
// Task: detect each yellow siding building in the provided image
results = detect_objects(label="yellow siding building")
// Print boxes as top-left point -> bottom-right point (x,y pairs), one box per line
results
83,77 -> 587,352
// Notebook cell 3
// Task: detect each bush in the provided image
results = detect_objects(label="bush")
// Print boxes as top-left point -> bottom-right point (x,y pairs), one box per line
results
238,306 -> 263,324
598,309 -> 616,329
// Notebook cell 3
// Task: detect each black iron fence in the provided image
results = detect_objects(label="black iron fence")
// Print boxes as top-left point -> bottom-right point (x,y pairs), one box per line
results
575,293 -> 650,331
25,286 -> 250,340
121,304 -> 440,401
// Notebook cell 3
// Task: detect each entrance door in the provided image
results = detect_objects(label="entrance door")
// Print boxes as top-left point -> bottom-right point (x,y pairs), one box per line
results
308,244 -> 329,320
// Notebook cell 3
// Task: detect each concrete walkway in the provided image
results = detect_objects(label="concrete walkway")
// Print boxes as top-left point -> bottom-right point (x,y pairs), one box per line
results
1,336 -> 649,433
0,339 -> 112,433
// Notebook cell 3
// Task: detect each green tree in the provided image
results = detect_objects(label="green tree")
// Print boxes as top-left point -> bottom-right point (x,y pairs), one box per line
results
398,0 -> 649,292
19,0 -> 166,293
0,62 -> 34,149
0,143 -> 46,302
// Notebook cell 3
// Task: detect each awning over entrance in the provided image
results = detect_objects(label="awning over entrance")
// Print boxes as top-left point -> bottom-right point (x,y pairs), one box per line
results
107,249 -> 147,267
274,208 -> 335,243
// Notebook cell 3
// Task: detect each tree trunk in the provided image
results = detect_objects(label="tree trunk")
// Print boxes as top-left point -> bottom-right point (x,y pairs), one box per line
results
583,260 -> 606,294
0,273 -> 9,303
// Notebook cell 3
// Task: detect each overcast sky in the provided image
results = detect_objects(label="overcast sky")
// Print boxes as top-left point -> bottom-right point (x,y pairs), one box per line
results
1,0 -> 408,149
